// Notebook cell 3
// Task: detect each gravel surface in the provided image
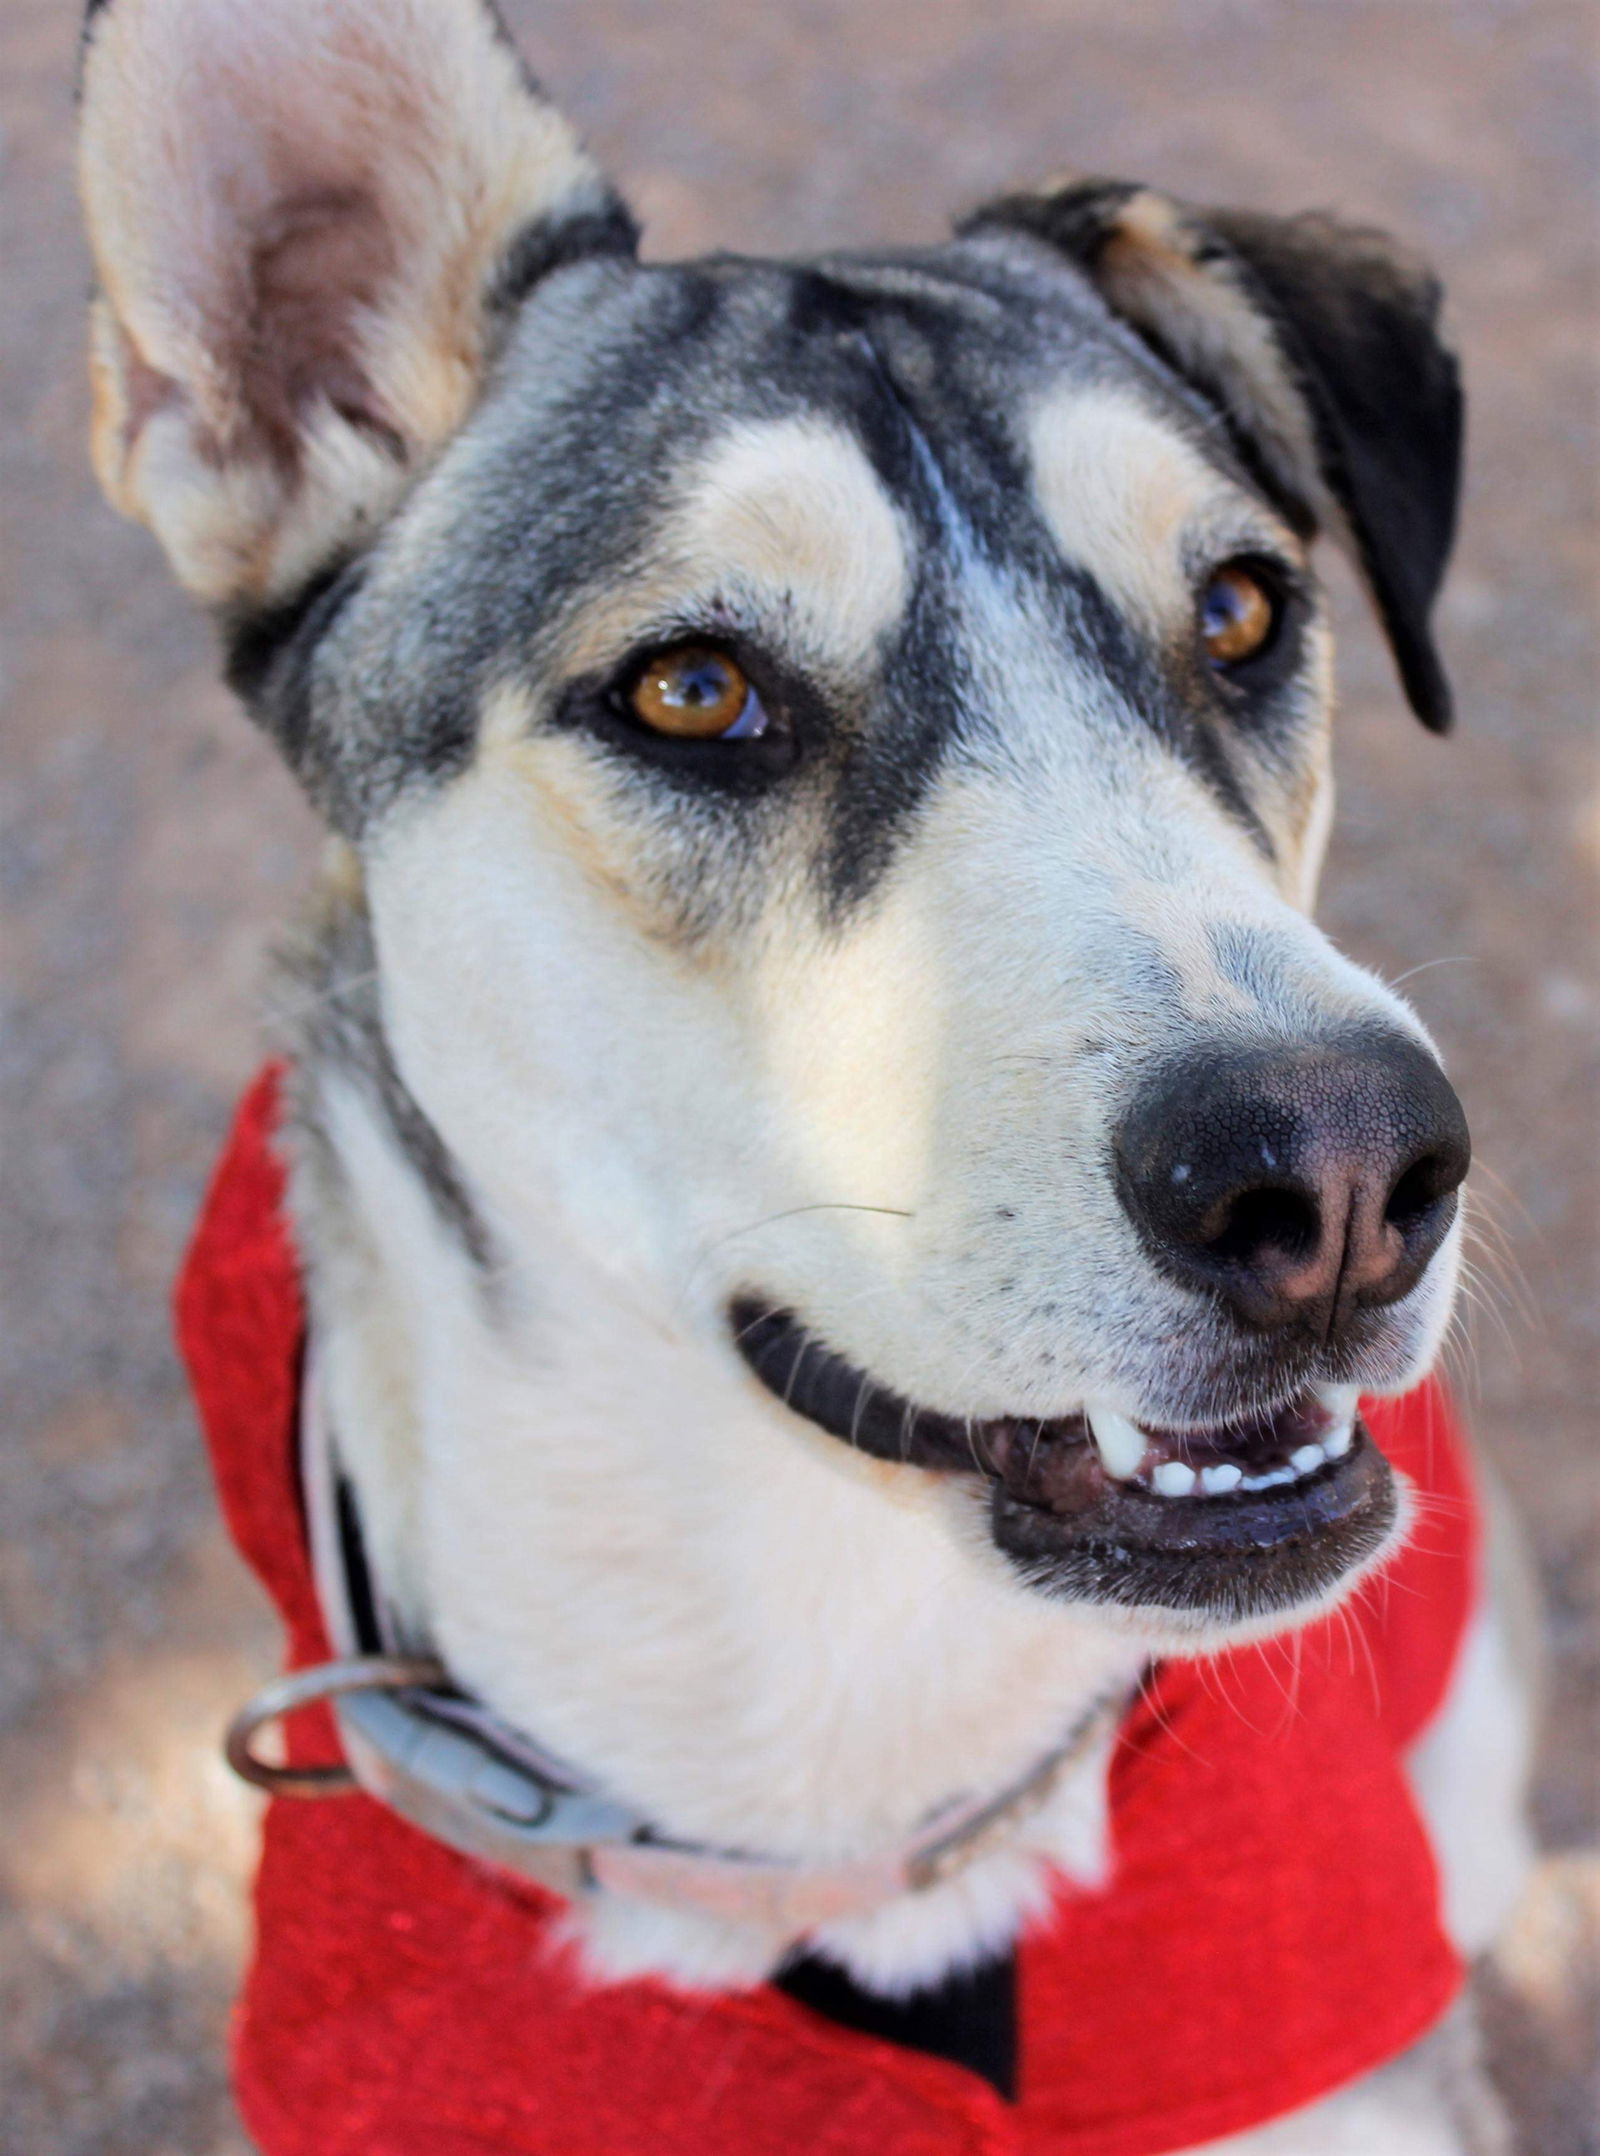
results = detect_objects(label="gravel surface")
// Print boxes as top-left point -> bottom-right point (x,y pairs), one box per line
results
2,0 -> 1595,2148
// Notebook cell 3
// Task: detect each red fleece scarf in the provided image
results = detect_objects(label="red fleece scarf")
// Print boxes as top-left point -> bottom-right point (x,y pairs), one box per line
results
179,1070 -> 1472,2156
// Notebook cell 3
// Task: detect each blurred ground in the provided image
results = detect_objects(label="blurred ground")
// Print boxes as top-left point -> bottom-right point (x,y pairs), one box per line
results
2,0 -> 1596,2149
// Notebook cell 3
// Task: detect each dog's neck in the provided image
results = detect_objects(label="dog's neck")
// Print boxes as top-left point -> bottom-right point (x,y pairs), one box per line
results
289,1045 -> 1149,1993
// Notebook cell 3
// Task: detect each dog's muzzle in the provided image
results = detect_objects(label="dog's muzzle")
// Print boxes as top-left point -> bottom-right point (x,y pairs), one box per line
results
730,1026 -> 1463,1624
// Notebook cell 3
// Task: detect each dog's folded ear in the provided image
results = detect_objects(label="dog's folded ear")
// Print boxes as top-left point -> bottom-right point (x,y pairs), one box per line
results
78,0 -> 635,610
961,181 -> 1463,732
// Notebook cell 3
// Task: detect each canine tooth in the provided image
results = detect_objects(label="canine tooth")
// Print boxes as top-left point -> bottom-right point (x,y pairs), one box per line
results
1200,1463 -> 1243,1495
1315,1384 -> 1361,1422
1152,1460 -> 1197,1497
1324,1420 -> 1354,1460
1290,1443 -> 1326,1477
1088,1406 -> 1147,1480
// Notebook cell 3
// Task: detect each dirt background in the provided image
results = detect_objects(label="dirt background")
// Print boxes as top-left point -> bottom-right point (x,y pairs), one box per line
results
2,0 -> 1596,2149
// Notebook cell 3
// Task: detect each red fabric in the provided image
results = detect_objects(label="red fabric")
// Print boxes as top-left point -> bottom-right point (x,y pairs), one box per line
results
177,1070 -> 1475,2156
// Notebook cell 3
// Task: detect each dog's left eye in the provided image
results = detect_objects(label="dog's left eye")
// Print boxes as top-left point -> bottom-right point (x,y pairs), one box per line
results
626,646 -> 768,740
1199,563 -> 1279,670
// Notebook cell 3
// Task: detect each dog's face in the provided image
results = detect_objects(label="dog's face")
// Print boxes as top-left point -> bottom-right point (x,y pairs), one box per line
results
81,0 -> 1469,1641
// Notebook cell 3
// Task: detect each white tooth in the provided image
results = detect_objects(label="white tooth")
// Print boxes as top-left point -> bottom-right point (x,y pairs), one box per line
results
1152,1460 -> 1197,1497
1242,1464 -> 1296,1491
1324,1420 -> 1354,1460
1315,1384 -> 1361,1422
1200,1462 -> 1244,1495
1088,1406 -> 1148,1480
1291,1443 -> 1326,1477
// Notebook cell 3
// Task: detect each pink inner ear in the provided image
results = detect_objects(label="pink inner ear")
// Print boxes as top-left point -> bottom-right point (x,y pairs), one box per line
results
81,0 -> 611,595
85,0 -> 553,474
174,20 -> 436,474
243,185 -> 405,472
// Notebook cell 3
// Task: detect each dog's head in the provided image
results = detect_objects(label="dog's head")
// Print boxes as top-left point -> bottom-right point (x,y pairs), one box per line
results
82,0 -> 1470,1644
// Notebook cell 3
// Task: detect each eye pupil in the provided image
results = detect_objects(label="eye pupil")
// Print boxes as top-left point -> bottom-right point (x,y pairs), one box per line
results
674,657 -> 731,708
628,644 -> 763,739
1201,564 -> 1277,669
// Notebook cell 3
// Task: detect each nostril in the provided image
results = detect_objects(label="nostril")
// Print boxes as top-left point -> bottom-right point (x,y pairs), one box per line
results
1384,1151 -> 1459,1234
1203,1186 -> 1320,1266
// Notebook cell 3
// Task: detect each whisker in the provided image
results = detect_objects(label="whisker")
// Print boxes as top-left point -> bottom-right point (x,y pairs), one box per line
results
783,1336 -> 813,1410
964,1416 -> 986,1476
674,1208 -> 914,1325
1467,1155 -> 1541,1242
1026,1419 -> 1045,1480
694,1198 -> 915,1267
728,1306 -> 773,1348
1385,954 -> 1475,992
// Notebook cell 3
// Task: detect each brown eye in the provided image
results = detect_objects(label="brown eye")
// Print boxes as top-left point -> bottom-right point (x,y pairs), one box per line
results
1200,563 -> 1278,669
627,645 -> 765,739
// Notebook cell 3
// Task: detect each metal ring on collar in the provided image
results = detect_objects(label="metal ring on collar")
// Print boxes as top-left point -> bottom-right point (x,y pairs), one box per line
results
225,1653 -> 449,1797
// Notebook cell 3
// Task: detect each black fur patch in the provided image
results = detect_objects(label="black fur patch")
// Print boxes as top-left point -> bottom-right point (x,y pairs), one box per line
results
776,1947 -> 1018,2100
813,556 -> 971,918
222,558 -> 367,782
1208,208 -> 1462,732
487,197 -> 641,317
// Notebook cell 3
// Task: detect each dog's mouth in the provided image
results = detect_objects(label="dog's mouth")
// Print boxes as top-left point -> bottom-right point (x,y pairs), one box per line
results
731,1301 -> 1397,1622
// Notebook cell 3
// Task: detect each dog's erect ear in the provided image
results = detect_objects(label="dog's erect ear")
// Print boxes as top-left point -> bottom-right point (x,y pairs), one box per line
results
962,181 -> 1463,732
79,0 -> 635,609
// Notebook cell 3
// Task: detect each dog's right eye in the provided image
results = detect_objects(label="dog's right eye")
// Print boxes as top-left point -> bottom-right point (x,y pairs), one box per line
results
626,646 -> 768,740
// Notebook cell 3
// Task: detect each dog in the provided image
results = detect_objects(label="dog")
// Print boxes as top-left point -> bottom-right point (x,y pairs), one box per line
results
78,0 -> 1539,2148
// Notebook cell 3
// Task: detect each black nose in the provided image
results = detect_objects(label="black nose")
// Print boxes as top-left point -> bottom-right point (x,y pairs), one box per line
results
1114,1032 -> 1470,1338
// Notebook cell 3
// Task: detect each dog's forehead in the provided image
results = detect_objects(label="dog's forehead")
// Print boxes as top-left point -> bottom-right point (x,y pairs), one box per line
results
483,240 -> 1227,565
409,239 -> 1260,671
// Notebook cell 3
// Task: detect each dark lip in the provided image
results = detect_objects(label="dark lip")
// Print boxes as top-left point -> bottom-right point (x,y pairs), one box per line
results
731,1299 -> 1397,1620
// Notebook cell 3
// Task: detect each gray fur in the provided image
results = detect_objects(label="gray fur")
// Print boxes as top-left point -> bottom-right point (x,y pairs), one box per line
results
276,894 -> 496,1273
